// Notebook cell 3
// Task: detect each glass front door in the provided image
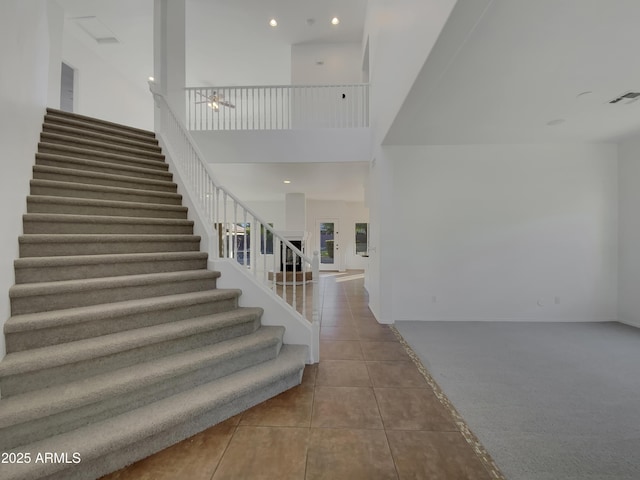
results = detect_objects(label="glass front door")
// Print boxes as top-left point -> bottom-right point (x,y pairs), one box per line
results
318,219 -> 339,270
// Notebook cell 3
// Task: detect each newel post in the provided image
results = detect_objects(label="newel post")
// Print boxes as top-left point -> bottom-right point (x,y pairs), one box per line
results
311,251 -> 320,363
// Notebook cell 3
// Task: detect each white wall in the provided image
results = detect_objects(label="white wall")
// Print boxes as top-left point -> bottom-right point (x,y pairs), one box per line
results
46,1 -> 64,109
62,24 -> 153,129
0,0 -> 60,359
364,0 -> 459,145
618,134 -> 640,328
244,200 -> 286,229
387,144 -> 618,322
191,129 -> 371,164
362,0 -> 459,321
291,43 -> 363,85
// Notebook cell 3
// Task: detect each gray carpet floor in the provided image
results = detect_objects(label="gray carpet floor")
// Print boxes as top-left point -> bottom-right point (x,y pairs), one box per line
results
394,321 -> 640,480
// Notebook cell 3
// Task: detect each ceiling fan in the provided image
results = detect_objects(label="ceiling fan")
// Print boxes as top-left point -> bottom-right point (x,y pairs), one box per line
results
195,91 -> 235,111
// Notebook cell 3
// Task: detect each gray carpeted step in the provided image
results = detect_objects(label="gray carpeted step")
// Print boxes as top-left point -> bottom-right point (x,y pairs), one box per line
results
42,123 -> 161,152
46,108 -> 157,139
35,153 -> 172,182
0,109 -> 307,480
0,344 -> 306,480
0,324 -> 281,450
19,233 -> 201,257
5,289 -> 241,352
0,308 -> 267,397
44,113 -> 158,145
10,269 -> 219,315
33,165 -> 177,192
37,142 -> 167,170
30,179 -> 182,206
27,196 -> 188,219
40,132 -> 165,162
22,213 -> 193,235
14,251 -> 207,284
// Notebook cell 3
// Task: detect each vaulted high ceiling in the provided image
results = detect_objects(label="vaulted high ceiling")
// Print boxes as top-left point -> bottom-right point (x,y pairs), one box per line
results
385,0 -> 640,145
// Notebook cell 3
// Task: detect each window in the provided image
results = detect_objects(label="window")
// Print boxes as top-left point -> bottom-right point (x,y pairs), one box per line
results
355,223 -> 368,256
260,223 -> 274,254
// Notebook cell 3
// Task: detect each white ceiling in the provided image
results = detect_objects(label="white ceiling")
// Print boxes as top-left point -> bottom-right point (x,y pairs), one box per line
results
385,0 -> 640,145
187,0 -> 367,46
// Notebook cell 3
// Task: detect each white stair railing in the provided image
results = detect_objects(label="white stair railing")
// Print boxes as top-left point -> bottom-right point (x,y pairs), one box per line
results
186,84 -> 369,131
150,86 -> 320,347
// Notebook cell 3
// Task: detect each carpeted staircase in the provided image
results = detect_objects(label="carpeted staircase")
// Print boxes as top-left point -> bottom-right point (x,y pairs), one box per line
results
0,108 -> 307,480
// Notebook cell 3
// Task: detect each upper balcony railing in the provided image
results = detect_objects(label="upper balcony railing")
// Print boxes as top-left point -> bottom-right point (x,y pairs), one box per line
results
186,84 -> 369,131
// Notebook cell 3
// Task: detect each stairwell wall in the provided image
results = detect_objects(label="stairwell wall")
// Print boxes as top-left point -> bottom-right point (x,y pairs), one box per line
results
0,0 -> 62,359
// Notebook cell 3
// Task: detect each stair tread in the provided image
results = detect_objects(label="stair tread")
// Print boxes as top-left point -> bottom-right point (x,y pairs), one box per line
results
33,165 -> 177,188
43,124 -> 161,151
41,132 -> 164,159
9,269 -> 219,299
36,153 -> 172,178
19,233 -> 200,244
46,108 -> 156,137
29,179 -> 181,201
0,319 -> 276,427
23,213 -> 193,226
5,289 -> 241,334
0,306 -> 264,378
27,195 -> 188,213
0,345 -> 306,479
14,251 -> 207,269
37,143 -> 167,169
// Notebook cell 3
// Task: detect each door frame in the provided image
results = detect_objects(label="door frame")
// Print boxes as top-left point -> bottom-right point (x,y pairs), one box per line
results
316,218 -> 342,271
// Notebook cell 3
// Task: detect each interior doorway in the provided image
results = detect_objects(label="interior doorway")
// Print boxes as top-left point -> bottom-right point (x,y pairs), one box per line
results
60,62 -> 75,112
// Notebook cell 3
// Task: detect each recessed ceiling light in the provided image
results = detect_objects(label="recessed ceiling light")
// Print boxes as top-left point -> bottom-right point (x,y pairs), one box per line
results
283,180 -> 291,184
269,18 -> 278,27
148,76 -> 154,82
331,17 -> 340,25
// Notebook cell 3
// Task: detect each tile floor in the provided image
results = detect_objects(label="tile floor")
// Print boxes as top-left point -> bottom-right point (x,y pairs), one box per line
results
101,271 -> 496,480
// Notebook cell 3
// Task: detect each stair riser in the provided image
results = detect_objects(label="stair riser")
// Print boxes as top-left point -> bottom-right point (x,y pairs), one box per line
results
10,277 -> 218,315
0,319 -> 261,397
19,238 -> 201,257
45,113 -> 157,140
22,369 -> 302,480
26,200 -> 188,220
22,219 -> 193,235
15,257 -> 206,284
33,169 -> 177,193
41,136 -> 164,162
42,125 -> 161,152
36,157 -> 171,182
30,182 -> 182,206
6,296 -> 240,353
38,144 -> 166,170
0,340 -> 278,450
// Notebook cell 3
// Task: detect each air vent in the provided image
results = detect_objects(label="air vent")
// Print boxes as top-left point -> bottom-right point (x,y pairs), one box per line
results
609,91 -> 640,104
73,16 -> 120,45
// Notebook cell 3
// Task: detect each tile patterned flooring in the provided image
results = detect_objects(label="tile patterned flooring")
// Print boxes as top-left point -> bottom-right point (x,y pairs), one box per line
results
101,271 -> 501,480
